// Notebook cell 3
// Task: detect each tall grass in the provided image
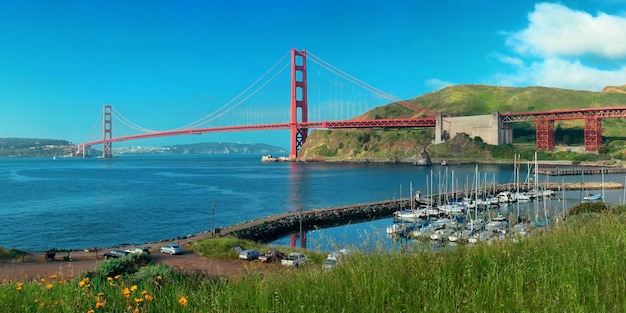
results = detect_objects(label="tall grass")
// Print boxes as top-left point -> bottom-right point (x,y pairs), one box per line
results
1,211 -> 625,312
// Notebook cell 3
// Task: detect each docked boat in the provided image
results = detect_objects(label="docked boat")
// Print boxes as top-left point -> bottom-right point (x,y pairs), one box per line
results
430,228 -> 455,241
485,215 -> 508,232
430,217 -> 458,230
438,203 -> 464,216
497,191 -> 515,204
448,229 -> 474,242
465,217 -> 485,231
583,193 -> 602,201
386,222 -> 415,236
468,230 -> 494,243
514,192 -> 531,202
393,210 -> 423,221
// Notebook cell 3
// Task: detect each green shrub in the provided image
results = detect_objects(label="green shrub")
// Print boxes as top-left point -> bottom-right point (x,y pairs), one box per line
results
567,201 -> 608,217
127,263 -> 178,285
0,247 -> 17,259
84,253 -> 151,280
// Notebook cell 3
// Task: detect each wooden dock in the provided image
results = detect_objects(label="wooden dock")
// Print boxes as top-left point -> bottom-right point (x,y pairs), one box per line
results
537,167 -> 626,176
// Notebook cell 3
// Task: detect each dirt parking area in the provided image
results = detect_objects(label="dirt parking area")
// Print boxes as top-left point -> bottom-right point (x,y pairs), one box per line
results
0,246 -> 275,283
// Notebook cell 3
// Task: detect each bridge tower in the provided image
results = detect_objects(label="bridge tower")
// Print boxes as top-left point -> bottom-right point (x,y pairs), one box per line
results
103,105 -> 113,158
289,49 -> 308,159
535,118 -> 554,151
584,116 -> 602,151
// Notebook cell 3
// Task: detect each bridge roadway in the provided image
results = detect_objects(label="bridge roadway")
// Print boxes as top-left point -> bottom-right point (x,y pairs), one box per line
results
202,181 -> 622,243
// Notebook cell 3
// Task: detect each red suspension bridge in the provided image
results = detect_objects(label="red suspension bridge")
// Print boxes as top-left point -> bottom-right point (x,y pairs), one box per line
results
75,49 -> 626,158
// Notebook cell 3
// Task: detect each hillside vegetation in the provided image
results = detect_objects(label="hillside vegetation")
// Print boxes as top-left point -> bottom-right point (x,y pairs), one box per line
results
300,84 -> 626,161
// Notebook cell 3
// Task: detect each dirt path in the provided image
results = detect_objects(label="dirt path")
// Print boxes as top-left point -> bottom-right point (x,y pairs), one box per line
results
0,240 -> 271,283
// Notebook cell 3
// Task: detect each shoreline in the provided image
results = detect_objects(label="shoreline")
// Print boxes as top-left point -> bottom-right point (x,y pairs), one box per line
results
5,178 -> 623,255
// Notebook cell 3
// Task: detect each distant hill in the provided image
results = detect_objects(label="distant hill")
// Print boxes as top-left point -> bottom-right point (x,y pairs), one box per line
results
0,138 -> 73,157
0,138 -> 287,157
165,142 -> 287,155
602,84 -> 626,94
300,84 -> 626,160
113,142 -> 287,155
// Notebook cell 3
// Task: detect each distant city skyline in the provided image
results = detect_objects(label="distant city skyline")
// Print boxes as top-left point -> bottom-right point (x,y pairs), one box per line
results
1,1 -> 625,149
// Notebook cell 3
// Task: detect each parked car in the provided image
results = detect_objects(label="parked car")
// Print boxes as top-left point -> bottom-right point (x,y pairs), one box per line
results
238,249 -> 262,261
258,249 -> 285,263
159,244 -> 183,255
322,248 -> 351,269
281,252 -> 307,267
103,250 -> 130,259
125,247 -> 151,255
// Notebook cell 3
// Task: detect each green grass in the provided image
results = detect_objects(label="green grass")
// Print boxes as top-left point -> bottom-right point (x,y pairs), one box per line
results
2,207 -> 626,312
0,247 -> 18,259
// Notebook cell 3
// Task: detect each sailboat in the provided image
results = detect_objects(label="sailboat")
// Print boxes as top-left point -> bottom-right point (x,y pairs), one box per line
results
583,168 -> 604,201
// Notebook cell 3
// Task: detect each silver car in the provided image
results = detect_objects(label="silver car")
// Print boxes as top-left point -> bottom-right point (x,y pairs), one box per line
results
159,244 -> 183,255
238,249 -> 261,260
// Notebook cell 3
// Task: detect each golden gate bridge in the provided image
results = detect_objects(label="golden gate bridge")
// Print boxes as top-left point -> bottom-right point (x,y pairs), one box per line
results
75,49 -> 626,158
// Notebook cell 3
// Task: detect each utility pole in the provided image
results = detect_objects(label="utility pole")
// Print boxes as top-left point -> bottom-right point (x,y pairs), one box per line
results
299,207 -> 303,249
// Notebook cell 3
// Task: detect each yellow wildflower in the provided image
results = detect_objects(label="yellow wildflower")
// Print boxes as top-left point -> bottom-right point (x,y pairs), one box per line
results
49,274 -> 58,279
114,275 -> 121,280
123,288 -> 131,298
134,297 -> 143,304
95,299 -> 105,309
179,297 -> 188,306
156,275 -> 162,280
46,283 -> 53,290
140,290 -> 147,295
107,277 -> 113,281
144,294 -> 154,301
130,285 -> 138,292
16,282 -> 22,291
87,310 -> 94,313
97,292 -> 104,296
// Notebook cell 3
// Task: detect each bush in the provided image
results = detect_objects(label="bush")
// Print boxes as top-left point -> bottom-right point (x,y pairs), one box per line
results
567,202 -> 608,217
127,263 -> 178,285
0,247 -> 17,259
85,253 -> 151,280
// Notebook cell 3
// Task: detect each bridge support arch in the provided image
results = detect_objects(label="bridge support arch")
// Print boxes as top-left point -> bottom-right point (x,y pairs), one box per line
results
535,118 -> 554,151
289,49 -> 308,159
584,116 -> 602,151
103,105 -> 113,158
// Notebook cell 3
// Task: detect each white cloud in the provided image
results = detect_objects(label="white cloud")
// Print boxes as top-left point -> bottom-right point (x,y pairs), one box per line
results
425,78 -> 454,90
507,3 -> 626,59
489,52 -> 525,68
493,58 -> 626,90
492,3 -> 626,91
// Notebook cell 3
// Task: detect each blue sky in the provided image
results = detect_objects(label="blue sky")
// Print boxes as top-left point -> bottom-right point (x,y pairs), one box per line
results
1,0 -> 625,150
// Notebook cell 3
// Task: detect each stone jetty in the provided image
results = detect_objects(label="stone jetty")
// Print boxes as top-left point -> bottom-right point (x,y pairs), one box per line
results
220,200 -> 402,242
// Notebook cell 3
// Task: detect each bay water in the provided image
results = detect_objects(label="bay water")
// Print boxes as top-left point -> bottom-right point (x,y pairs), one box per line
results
1,155 -> 623,252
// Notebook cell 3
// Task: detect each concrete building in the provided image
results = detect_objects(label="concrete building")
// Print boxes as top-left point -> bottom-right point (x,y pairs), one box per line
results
435,111 -> 512,145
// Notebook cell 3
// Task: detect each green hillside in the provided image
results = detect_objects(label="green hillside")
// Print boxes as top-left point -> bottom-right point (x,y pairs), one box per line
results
362,84 -> 626,118
300,84 -> 626,161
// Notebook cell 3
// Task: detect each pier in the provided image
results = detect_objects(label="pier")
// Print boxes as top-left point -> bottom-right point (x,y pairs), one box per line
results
537,167 -> 626,176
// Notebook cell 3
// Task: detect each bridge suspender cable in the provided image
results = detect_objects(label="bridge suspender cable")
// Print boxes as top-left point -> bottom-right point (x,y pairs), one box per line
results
174,51 -> 292,130
111,107 -> 157,133
307,52 -> 435,117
